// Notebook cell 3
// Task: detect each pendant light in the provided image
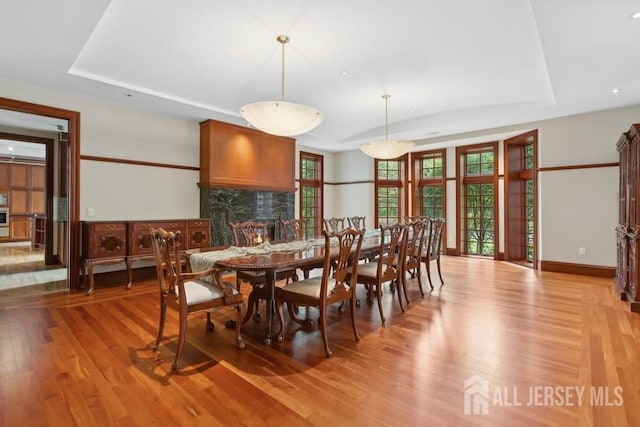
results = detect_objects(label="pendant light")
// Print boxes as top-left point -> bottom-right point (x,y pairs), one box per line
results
240,35 -> 325,137
359,94 -> 415,159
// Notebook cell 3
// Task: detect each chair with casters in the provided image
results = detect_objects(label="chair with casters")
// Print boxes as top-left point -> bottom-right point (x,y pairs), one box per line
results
230,220 -> 298,324
151,228 -> 245,371
276,227 -> 365,357
350,223 -> 407,324
421,218 -> 445,289
323,217 -> 346,233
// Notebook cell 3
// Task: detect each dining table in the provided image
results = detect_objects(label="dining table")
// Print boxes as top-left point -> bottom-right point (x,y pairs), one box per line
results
186,231 -> 383,344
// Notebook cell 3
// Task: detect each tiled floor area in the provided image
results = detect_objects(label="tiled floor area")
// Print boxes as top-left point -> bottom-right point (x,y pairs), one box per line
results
0,242 -> 67,298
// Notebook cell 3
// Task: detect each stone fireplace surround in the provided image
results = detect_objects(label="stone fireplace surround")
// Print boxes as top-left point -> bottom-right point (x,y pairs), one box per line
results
200,187 -> 294,247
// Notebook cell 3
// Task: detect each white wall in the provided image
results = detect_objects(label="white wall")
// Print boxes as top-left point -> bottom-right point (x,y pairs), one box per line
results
334,105 -> 640,268
2,78 -> 638,269
0,79 -> 202,221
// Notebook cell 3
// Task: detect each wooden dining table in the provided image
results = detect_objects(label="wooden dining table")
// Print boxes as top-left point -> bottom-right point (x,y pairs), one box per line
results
186,232 -> 383,344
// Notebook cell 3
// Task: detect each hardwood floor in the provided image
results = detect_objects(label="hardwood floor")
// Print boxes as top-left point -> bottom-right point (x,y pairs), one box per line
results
0,256 -> 638,426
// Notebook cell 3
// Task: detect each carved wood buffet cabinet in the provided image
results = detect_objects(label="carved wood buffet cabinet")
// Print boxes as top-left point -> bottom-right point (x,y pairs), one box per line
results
616,123 -> 640,312
81,219 -> 211,295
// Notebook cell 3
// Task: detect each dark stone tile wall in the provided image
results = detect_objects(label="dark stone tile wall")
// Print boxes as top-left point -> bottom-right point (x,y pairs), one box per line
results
200,188 -> 294,246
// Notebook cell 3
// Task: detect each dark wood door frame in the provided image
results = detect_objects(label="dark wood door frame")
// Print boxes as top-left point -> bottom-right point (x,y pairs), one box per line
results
0,96 -> 80,289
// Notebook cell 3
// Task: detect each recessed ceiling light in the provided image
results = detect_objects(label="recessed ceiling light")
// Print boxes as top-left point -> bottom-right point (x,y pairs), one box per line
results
123,93 -> 132,97
632,12 -> 640,19
8,147 -> 13,151
409,109 -> 416,113
340,70 -> 349,76
612,88 -> 621,94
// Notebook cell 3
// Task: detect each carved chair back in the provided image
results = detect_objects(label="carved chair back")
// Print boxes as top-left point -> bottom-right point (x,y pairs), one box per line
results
280,218 -> 303,241
347,216 -> 366,230
323,217 -> 346,233
230,220 -> 269,246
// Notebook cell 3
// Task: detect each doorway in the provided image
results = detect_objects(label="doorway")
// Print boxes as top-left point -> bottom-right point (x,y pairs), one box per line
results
504,130 -> 538,268
0,96 -> 80,294
0,135 -> 66,296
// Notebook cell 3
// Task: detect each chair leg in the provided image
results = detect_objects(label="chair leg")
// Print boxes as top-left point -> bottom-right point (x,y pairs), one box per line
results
395,278 -> 405,313
234,304 -> 246,349
350,297 -> 360,342
172,306 -> 188,371
415,264 -> 425,298
375,283 -> 385,324
275,296 -> 286,343
153,301 -> 167,351
401,271 -> 411,306
319,306 -> 332,358
436,257 -> 444,285
206,312 -> 215,332
425,260 -> 434,290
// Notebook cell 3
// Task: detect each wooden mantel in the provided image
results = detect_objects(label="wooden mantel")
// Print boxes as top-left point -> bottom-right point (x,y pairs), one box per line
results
199,119 -> 295,192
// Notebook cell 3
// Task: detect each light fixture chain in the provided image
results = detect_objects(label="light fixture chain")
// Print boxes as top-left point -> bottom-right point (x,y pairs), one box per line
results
281,38 -> 285,101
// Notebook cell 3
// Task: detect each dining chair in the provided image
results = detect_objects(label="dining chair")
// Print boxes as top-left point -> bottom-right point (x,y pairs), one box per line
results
395,219 -> 427,303
404,215 -> 426,225
230,220 -> 298,323
422,218 -> 445,289
151,228 -> 245,370
280,218 -> 322,280
275,227 -> 364,357
351,223 -> 406,324
347,216 -> 366,230
323,217 -> 346,233
280,218 -> 304,241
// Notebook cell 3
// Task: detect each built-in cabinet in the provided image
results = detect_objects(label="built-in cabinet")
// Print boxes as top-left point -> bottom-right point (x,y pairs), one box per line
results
0,162 -> 45,241
81,219 -> 211,295
615,123 -> 640,312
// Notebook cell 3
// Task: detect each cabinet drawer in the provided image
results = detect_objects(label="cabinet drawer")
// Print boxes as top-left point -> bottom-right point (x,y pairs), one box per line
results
188,219 -> 209,228
128,220 -> 186,256
92,223 -> 126,232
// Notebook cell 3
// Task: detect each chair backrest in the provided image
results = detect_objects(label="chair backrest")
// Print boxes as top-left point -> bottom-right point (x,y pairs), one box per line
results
375,223 -> 406,281
323,217 -> 346,233
319,227 -> 364,302
403,219 -> 427,269
404,215 -> 426,225
151,227 -> 182,299
426,218 -> 445,260
230,220 -> 269,246
280,218 -> 303,242
347,216 -> 366,230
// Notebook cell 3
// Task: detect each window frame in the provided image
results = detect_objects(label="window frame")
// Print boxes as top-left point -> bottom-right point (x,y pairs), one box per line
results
455,141 -> 499,258
411,149 -> 446,219
374,154 -> 409,227
299,151 -> 323,238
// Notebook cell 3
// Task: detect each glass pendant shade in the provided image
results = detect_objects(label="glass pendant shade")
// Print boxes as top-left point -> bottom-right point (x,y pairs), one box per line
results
359,139 -> 415,159
240,101 -> 324,137
359,94 -> 414,159
240,35 -> 324,137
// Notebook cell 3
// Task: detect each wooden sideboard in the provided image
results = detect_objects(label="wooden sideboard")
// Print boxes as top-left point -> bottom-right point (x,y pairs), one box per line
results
81,219 -> 211,295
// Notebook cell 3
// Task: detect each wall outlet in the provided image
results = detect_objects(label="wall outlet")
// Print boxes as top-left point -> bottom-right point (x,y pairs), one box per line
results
87,207 -> 95,217
579,247 -> 586,255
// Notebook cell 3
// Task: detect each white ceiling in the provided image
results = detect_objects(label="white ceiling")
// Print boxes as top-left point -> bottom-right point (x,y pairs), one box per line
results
1,0 -> 639,152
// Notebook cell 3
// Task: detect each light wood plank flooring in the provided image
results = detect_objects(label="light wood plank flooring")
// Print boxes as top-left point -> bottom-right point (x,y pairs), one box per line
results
0,256 -> 638,426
